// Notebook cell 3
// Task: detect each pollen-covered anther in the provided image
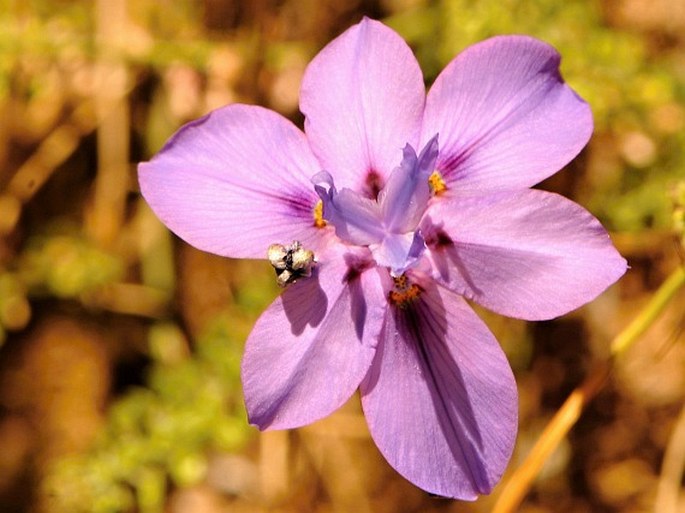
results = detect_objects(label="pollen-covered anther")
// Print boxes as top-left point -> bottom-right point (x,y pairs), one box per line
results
388,274 -> 422,309
428,170 -> 447,196
313,199 -> 326,228
268,241 -> 316,287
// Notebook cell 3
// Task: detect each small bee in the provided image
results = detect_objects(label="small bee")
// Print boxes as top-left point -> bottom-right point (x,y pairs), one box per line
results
267,241 -> 316,287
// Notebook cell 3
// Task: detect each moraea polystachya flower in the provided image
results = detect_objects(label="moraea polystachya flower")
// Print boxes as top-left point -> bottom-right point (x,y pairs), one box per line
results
139,18 -> 626,499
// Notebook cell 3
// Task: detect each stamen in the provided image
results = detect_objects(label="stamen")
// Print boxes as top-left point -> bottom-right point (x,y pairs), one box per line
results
388,274 -> 422,309
428,170 -> 447,196
363,170 -> 383,200
268,241 -> 316,287
313,199 -> 326,228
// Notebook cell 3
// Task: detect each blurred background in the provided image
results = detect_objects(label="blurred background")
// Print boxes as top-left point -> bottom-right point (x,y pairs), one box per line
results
0,0 -> 684,512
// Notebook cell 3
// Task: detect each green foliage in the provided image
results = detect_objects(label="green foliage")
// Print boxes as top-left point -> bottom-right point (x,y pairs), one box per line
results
0,0 -> 215,102
673,180 -> 685,248
46,314 -> 252,513
18,233 -> 123,298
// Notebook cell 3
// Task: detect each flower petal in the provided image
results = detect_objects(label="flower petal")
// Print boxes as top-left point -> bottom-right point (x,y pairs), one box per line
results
313,171 -> 384,245
421,36 -> 592,192
139,104 -> 324,259
371,231 -> 425,277
242,246 -> 385,430
422,189 -> 627,320
360,281 -> 517,499
378,136 -> 438,233
300,17 -> 425,193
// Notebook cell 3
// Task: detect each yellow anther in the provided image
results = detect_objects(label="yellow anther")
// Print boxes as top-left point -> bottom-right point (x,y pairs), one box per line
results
313,199 -> 326,228
388,274 -> 422,309
428,170 -> 447,196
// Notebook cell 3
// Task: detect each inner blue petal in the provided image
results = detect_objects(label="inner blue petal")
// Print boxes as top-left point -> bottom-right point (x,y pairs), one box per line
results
313,171 -> 384,245
312,135 -> 439,274
378,135 -> 439,233
372,231 -> 426,276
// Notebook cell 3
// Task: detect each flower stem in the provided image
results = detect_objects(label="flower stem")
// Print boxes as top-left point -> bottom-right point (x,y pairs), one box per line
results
654,400 -> 685,513
492,265 -> 685,513
611,265 -> 685,355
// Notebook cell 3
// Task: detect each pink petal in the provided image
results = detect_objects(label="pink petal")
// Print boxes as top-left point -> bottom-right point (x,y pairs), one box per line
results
139,104 -> 325,259
422,189 -> 627,320
300,18 -> 425,194
361,280 -> 517,499
242,245 -> 385,430
421,36 -> 592,192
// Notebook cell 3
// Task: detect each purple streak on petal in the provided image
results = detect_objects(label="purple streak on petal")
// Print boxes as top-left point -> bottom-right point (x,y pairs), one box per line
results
139,104 -> 324,258
378,135 -> 439,233
420,36 -> 592,192
300,17 -> 425,192
422,189 -> 627,320
361,281 -> 517,499
313,171 -> 384,245
242,245 -> 385,430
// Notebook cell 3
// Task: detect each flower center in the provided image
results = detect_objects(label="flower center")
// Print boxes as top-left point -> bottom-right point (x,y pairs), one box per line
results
313,199 -> 326,228
311,135 -> 439,276
428,170 -> 447,195
388,274 -> 422,308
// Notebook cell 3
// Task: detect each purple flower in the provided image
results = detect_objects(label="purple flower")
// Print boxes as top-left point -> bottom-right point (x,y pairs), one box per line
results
139,18 -> 626,499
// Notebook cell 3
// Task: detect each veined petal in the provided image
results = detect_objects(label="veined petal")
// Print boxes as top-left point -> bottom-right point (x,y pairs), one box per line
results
422,189 -> 627,320
421,36 -> 592,193
361,281 -> 517,499
242,246 -> 385,430
300,17 -> 425,193
139,104 -> 324,259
